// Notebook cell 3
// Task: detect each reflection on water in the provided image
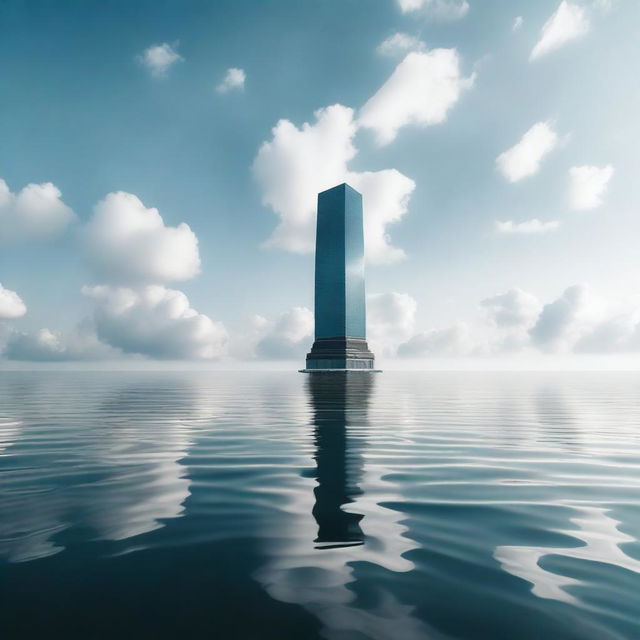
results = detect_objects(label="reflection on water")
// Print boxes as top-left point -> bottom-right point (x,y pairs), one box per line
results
1,371 -> 640,639
309,372 -> 368,548
0,378 -> 197,562
83,384 -> 194,542
495,504 -> 640,605
255,372 -> 430,639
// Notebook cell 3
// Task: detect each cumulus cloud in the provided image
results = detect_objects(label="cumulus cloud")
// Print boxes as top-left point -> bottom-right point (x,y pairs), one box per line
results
0,284 -> 27,319
82,285 -> 227,360
254,45 -> 471,261
253,105 -> 356,254
530,285 -> 600,352
138,42 -> 183,77
349,170 -> 415,263
398,323 -> 472,357
496,285 -> 640,355
575,314 -> 640,353
568,164 -> 614,210
367,292 -> 417,355
6,328 -> 80,361
377,33 -> 425,56
3,284 -> 228,362
216,67 -> 246,93
4,320 -> 117,361
359,49 -> 474,146
377,285 -> 640,359
495,219 -> 559,234
254,307 -> 313,360
513,16 -> 524,31
252,104 -> 415,263
530,1 -> 590,61
396,0 -> 469,20
477,288 -> 543,354
21,189 -> 225,363
0,178 -> 75,244
481,288 -> 542,329
84,191 -> 200,285
496,121 -> 558,183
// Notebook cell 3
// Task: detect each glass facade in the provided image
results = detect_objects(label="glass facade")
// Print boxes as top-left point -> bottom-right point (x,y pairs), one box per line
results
303,183 -> 377,372
314,183 -> 366,339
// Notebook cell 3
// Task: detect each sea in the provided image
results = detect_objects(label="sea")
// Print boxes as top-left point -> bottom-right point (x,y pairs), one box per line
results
1,370 -> 639,639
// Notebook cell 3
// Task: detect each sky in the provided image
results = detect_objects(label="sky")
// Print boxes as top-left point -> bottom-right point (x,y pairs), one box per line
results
1,0 -> 639,369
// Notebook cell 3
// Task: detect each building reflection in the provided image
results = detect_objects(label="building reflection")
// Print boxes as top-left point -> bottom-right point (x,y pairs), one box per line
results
308,372 -> 372,549
254,372 -> 430,640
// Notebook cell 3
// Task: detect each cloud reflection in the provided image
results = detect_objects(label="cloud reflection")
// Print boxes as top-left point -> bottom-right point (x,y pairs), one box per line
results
495,504 -> 640,605
0,374 -> 206,562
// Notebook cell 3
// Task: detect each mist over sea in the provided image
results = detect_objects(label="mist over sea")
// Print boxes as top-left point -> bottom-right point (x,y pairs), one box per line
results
1,370 -> 639,639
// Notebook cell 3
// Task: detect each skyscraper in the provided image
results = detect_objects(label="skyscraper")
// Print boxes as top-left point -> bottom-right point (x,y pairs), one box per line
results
302,183 -> 377,371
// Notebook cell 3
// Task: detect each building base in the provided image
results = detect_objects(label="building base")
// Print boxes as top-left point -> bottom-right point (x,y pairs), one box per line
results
299,369 -> 381,373
302,337 -> 378,372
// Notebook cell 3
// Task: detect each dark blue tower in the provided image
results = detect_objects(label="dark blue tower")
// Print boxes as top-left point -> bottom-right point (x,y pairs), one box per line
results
302,184 -> 376,371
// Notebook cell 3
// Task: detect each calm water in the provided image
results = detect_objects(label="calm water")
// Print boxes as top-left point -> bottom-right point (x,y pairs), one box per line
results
1,371 -> 639,639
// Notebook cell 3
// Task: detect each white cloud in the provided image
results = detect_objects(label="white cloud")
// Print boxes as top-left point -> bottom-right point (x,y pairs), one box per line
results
359,49 -> 474,146
349,170 -> 415,264
568,164 -> 614,210
82,285 -> 227,360
5,328 -> 78,361
397,285 -> 640,358
396,0 -> 469,20
377,33 -> 425,56
495,219 -> 560,234
513,16 -> 524,32
398,323 -> 472,357
496,121 -> 558,183
251,314 -> 268,330
253,105 -> 357,254
397,0 -> 423,10
8,189 -> 223,363
254,44 -> 472,261
252,104 -> 415,264
575,313 -> 640,353
367,292 -> 417,355
138,43 -> 183,77
0,178 -> 74,244
3,284 -> 229,362
530,284 -> 601,352
228,267 -> 640,364
481,288 -> 542,329
84,191 -> 200,285
216,67 -> 246,93
530,1 -> 590,61
0,284 -> 27,319
255,307 -> 313,360
480,288 -> 544,354
4,321 -> 117,361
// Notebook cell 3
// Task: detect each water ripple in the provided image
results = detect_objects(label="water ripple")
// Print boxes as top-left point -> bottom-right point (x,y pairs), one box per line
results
0,371 -> 639,639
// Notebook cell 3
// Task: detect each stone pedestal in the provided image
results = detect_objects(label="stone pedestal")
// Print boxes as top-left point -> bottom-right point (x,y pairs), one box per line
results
304,337 -> 375,370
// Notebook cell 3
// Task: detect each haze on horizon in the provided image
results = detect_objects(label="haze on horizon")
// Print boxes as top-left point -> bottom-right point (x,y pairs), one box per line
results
1,0 -> 639,370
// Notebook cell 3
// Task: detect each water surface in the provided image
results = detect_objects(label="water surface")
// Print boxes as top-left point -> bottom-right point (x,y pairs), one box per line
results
1,371 -> 639,639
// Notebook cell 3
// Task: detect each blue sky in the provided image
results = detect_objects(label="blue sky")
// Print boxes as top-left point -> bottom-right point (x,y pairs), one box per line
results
1,0 -> 639,367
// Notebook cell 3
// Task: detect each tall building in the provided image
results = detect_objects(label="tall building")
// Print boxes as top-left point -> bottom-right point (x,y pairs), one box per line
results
302,183 -> 377,371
